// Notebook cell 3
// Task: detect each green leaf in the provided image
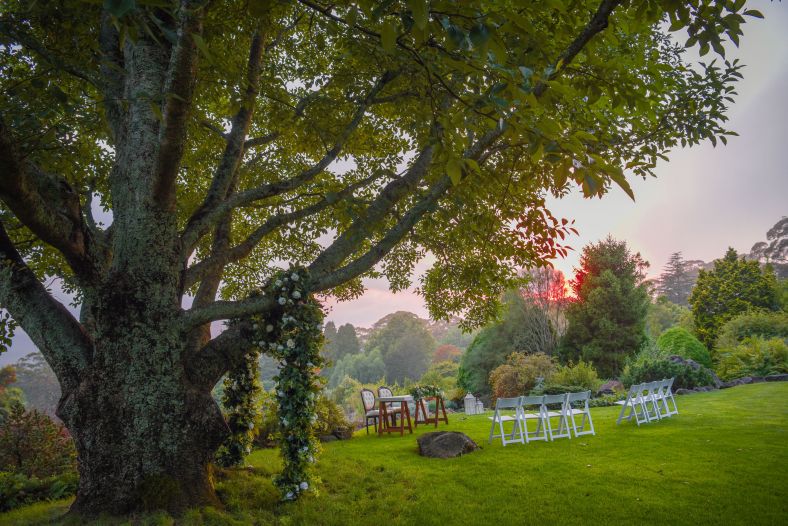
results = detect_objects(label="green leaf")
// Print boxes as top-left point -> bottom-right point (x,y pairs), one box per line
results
407,0 -> 428,30
469,23 -> 490,49
192,33 -> 213,63
608,170 -> 635,201
380,20 -> 397,53
743,10 -> 764,19
104,0 -> 135,18
446,158 -> 462,185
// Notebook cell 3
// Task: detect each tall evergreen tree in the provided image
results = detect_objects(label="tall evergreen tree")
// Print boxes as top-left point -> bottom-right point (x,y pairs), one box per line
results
657,252 -> 695,306
334,324 -> 361,359
689,248 -> 779,350
322,322 -> 339,363
559,237 -> 650,378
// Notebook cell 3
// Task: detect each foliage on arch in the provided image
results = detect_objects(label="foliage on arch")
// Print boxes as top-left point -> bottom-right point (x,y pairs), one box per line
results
218,268 -> 325,500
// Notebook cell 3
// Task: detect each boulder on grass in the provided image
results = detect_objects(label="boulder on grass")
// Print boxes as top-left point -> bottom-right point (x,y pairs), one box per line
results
597,380 -> 623,396
417,432 -> 478,459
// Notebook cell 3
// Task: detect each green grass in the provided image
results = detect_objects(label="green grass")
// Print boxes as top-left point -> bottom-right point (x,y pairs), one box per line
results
3,383 -> 787,525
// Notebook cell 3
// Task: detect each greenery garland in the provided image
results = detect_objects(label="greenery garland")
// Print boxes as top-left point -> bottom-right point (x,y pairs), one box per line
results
229,266 -> 325,500
215,346 -> 262,467
409,384 -> 444,401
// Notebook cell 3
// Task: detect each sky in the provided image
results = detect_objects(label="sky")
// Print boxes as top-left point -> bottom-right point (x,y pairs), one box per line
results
1,2 -> 786,365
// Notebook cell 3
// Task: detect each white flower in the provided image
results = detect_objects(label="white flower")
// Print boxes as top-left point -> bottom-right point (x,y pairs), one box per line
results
287,339 -> 295,349
275,279 -> 282,287
292,290 -> 301,299
278,297 -> 287,305
291,273 -> 300,281
245,446 -> 251,454
281,287 -> 287,292
277,344 -> 284,352
253,323 -> 259,330
284,276 -> 289,282
299,482 -> 309,491
285,491 -> 294,500
248,422 -> 255,430
266,324 -> 274,332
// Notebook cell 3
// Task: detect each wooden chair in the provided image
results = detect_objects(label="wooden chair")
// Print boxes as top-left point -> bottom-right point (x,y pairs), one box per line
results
377,386 -> 402,426
360,389 -> 379,434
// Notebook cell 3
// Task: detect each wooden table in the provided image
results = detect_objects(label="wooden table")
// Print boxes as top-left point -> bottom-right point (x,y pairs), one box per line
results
378,395 -> 413,436
414,396 -> 449,428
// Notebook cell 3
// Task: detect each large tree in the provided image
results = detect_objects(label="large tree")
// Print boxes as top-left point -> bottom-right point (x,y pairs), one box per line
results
559,236 -> 650,377
0,0 -> 759,515
689,248 -> 779,350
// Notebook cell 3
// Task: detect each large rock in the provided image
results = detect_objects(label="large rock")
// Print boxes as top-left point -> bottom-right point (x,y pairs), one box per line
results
668,355 -> 723,388
597,380 -> 624,396
766,374 -> 788,382
417,431 -> 478,459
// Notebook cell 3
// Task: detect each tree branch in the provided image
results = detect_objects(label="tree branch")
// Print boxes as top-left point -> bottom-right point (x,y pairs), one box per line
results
0,222 -> 92,391
0,118 -> 103,283
183,170 -> 385,289
180,70 -> 397,259
179,30 -> 265,260
154,0 -> 206,207
182,294 -> 275,330
187,323 -> 252,389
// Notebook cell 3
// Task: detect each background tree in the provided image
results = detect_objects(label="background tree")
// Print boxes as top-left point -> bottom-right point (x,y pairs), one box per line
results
656,252 -> 696,306
327,348 -> 386,387
11,352 -> 61,418
322,322 -> 339,364
0,365 -> 25,423
0,0 -> 758,515
334,324 -> 361,358
749,217 -> 787,278
367,312 -> 435,384
645,296 -> 693,339
521,267 -> 571,338
433,344 -> 462,363
559,237 -> 650,378
458,290 -> 556,396
689,248 -> 779,350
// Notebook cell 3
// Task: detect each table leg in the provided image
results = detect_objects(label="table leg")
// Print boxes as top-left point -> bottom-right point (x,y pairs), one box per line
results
403,401 -> 413,434
378,401 -> 387,436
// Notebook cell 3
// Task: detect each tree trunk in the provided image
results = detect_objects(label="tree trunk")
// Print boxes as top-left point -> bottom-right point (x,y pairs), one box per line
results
56,274 -> 229,516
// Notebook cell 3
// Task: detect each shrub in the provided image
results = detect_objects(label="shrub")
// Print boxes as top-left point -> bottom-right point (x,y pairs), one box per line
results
489,352 -> 557,401
0,471 -> 79,512
657,327 -> 712,368
715,311 -> 788,350
419,360 -> 459,394
255,391 -> 351,447
548,361 -> 602,391
0,405 -> 76,478
620,358 -> 714,390
716,336 -> 788,381
531,384 -> 587,396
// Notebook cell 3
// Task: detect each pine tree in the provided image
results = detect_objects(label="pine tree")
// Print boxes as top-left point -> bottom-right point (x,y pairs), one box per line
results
657,252 -> 695,306
559,237 -> 651,378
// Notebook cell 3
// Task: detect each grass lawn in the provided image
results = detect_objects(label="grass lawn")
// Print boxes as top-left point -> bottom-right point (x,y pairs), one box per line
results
3,382 -> 787,525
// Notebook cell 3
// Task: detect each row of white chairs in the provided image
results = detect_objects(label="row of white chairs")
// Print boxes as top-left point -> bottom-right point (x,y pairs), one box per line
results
488,391 -> 595,447
615,378 -> 678,426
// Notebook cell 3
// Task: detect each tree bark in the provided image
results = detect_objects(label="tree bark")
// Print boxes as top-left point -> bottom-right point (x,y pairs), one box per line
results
58,275 -> 229,515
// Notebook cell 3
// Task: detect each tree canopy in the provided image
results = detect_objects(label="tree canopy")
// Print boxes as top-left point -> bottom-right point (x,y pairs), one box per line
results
689,248 -> 779,350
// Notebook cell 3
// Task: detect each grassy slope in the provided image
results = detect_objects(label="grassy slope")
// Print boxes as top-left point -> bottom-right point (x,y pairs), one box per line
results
2,383 -> 787,525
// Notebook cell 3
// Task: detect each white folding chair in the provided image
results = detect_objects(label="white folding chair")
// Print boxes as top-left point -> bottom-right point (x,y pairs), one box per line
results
518,395 -> 549,443
616,383 -> 649,426
488,396 -> 525,446
641,381 -> 662,422
660,377 -> 679,416
566,390 -> 595,437
539,393 -> 571,440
